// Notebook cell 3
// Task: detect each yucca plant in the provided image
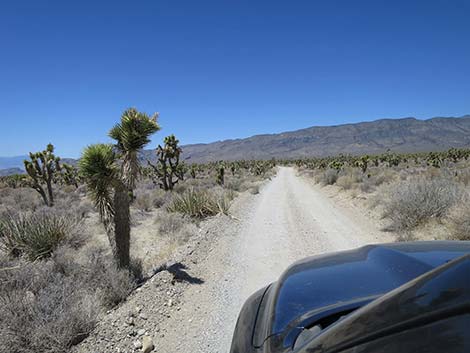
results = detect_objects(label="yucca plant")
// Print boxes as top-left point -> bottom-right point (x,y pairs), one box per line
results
0,212 -> 79,260
167,188 -> 218,219
79,108 -> 160,268
167,188 -> 233,218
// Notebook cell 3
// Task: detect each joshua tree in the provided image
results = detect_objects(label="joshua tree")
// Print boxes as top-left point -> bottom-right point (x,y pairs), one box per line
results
24,143 -> 61,207
216,163 -> 225,186
148,134 -> 184,191
59,163 -> 80,188
190,165 -> 197,179
355,155 -> 370,173
79,108 -> 160,268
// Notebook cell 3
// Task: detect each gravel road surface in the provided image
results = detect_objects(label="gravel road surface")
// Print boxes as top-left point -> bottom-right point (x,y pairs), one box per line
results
156,167 -> 390,353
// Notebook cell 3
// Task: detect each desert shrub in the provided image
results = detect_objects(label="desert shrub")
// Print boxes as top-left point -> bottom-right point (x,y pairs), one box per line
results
0,260 -> 100,353
0,188 -> 42,214
151,188 -> 172,208
157,211 -> 187,235
74,198 -> 95,218
359,177 -> 375,193
173,182 -> 189,194
134,191 -> 153,213
455,169 -> 470,186
92,260 -> 137,307
51,246 -> 138,306
381,177 -> 461,230
226,178 -> 243,192
318,169 -> 338,185
336,175 -> 355,190
447,199 -> 470,240
249,184 -> 260,194
0,239 -> 138,353
155,211 -> 197,244
0,211 -> 81,260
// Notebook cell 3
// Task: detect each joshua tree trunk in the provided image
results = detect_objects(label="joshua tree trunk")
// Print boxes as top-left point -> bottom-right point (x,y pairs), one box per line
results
46,177 -> 54,206
32,185 -> 50,207
113,184 -> 131,268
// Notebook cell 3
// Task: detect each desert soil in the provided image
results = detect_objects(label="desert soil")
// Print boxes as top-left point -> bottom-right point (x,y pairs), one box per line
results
75,167 -> 392,353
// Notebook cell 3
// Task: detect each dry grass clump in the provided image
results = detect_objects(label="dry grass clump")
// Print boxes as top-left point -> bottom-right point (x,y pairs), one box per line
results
381,177 -> 461,231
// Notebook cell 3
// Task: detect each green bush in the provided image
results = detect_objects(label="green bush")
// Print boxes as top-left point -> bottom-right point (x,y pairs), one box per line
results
0,211 -> 80,260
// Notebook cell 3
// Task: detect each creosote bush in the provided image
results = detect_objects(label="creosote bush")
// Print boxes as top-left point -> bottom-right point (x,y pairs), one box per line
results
381,177 -> 461,230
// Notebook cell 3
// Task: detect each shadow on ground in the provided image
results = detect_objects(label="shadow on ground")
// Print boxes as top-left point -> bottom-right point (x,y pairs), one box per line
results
153,261 -> 204,285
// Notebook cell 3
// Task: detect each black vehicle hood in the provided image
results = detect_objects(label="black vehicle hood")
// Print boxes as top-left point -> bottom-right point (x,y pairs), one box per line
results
255,241 -> 470,351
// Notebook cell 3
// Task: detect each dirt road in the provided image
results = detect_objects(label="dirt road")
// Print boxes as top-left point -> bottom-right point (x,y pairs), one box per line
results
157,167 -> 391,353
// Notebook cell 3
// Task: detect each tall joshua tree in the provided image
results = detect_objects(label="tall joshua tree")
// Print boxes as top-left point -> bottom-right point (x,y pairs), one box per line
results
79,108 -> 160,268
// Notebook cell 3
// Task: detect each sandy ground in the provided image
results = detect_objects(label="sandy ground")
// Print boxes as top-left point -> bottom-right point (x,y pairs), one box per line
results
155,167 -> 393,353
75,167 -> 393,353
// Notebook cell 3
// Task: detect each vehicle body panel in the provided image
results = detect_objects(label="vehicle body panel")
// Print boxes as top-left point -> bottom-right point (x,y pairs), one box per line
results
230,241 -> 470,353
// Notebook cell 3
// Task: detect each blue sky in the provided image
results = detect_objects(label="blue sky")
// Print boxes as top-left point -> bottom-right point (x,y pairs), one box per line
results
1,0 -> 470,157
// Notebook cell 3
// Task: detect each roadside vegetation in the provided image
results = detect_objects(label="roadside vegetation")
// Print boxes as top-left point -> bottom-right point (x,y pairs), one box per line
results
0,108 -> 275,353
296,148 -> 470,241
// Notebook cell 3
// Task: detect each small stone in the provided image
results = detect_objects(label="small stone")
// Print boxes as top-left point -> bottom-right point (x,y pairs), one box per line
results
133,340 -> 143,349
137,329 -> 146,337
126,317 -> 135,326
139,313 -> 148,320
142,336 -> 154,353
167,299 -> 173,307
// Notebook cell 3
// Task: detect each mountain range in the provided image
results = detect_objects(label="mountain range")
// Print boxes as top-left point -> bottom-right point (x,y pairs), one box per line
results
2,115 -> 470,175
153,114 -> 470,163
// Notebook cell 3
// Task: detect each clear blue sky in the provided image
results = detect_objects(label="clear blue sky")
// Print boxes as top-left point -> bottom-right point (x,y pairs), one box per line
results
1,0 -> 470,157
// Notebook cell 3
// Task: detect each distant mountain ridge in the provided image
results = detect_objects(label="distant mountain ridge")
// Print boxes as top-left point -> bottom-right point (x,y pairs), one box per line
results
2,115 -> 470,175
143,115 -> 470,163
0,155 -> 28,170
